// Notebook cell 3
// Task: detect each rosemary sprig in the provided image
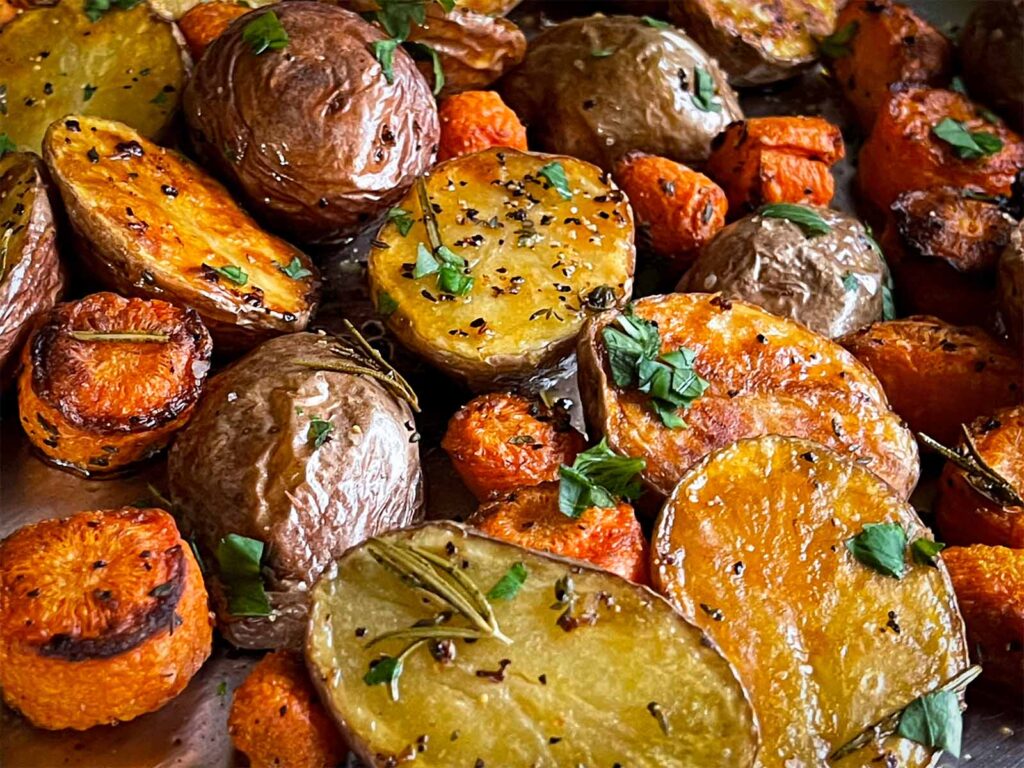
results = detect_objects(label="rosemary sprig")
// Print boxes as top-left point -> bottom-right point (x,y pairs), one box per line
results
68,330 -> 170,343
296,321 -> 419,412
829,665 -> 982,761
362,538 -> 512,701
416,176 -> 443,254
919,429 -> 1022,508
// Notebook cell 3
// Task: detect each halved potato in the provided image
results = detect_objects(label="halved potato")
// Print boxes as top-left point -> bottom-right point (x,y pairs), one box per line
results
0,151 -> 64,387
0,2 -> 189,153
577,293 -> 920,500
42,115 -> 320,349
307,522 -> 759,767
368,147 -> 635,388
669,0 -> 840,86
653,436 -> 970,767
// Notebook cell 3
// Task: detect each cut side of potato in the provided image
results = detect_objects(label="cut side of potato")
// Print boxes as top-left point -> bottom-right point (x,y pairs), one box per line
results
42,115 -> 320,349
368,147 -> 635,388
0,2 -> 189,153
653,435 -> 971,767
307,522 -> 759,767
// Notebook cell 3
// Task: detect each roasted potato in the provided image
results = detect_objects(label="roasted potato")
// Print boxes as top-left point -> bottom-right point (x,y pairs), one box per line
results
881,186 -> 1013,327
367,147 -> 635,389
471,483 -> 648,583
0,1 -> 189,153
437,90 -> 527,162
829,0 -> 953,130
578,293 -> 920,500
705,116 -> 845,214
168,331 -> 423,650
42,115 -> 319,350
943,545 -> 1024,696
177,0 -> 249,59
652,435 -> 970,767
184,2 -> 439,245
18,292 -> 212,476
839,317 -> 1024,446
935,405 -> 1024,549
678,206 -> 889,338
0,508 -> 213,730
499,15 -> 743,170
959,0 -> 1024,132
229,651 -> 346,768
858,85 -> 1024,213
668,0 -> 839,86
0,151 -> 64,387
441,392 -> 585,501
1000,220 -> 1024,346
306,523 -> 759,766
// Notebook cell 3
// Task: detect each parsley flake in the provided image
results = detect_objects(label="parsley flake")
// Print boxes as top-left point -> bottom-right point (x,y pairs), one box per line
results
216,534 -> 271,617
386,206 -> 415,237
210,264 -> 248,285
558,438 -> 645,518
277,256 -> 311,280
83,0 -> 142,23
372,39 -> 399,85
846,523 -> 907,579
82,84 -> 98,102
897,690 -> 963,757
307,417 -> 333,449
487,562 -> 528,600
759,203 -> 832,236
911,538 -> 946,566
819,20 -> 858,58
538,161 -> 572,200
691,66 -> 722,113
242,11 -> 289,55
642,16 -> 669,29
932,117 -> 1003,160
0,134 -> 16,158
377,290 -> 399,317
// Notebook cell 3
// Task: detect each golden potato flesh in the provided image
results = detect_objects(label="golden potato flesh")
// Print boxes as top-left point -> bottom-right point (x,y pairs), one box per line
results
307,523 -> 758,767
368,148 -> 635,388
653,436 -> 970,768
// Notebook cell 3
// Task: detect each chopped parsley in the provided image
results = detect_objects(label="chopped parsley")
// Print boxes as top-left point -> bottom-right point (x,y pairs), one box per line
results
487,562 -> 528,600
277,256 -> 311,280
377,290 -> 399,317
0,134 -> 16,158
371,39 -> 399,84
83,0 -> 142,23
210,264 -> 248,285
82,84 -> 98,102
538,161 -> 572,200
932,117 -> 1003,160
691,66 -> 722,113
898,690 -> 963,757
307,417 -> 333,449
386,206 -> 415,237
216,534 -> 271,617
845,523 -> 907,579
759,203 -> 832,236
558,438 -> 645,518
242,11 -> 289,55
406,42 -> 445,95
819,20 -> 859,58
911,538 -> 946,566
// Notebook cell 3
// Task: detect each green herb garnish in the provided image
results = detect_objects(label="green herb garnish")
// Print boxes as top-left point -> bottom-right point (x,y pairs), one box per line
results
372,39 -> 399,84
307,417 -> 333,449
759,203 -> 832,236
150,91 -> 168,106
845,523 -> 907,579
932,117 -> 1003,160
0,134 -> 16,158
372,0 -> 454,41
82,84 -> 98,102
413,242 -> 439,278
950,76 -> 968,95
842,272 -> 859,292
911,538 -> 946,566
412,179 -> 473,296
363,655 -> 404,696
819,20 -> 858,58
406,42 -> 445,95
216,534 -> 271,617
387,207 -> 415,237
377,290 -> 399,317
487,562 -> 528,600
642,16 -> 669,29
210,264 -> 248,285
538,161 -> 572,200
558,438 -> 645,518
83,0 -> 142,23
591,48 -> 615,58
216,681 -> 228,697
691,66 -> 722,113
277,256 -> 311,280
898,690 -> 963,757
242,11 -> 289,55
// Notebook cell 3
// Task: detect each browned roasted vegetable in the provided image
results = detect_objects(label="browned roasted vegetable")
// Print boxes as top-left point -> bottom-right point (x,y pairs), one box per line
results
177,0 -> 249,59
959,0 -> 1024,132
839,317 -> 1023,446
437,90 -> 527,162
1001,220 -> 1024,346
18,292 -> 212,476
0,507 -> 212,730
42,115 -> 319,350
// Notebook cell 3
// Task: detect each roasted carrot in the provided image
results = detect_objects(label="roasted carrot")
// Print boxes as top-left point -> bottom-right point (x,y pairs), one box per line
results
442,392 -> 585,501
178,1 -> 249,60
706,116 -> 845,215
437,90 -> 527,162
471,482 -> 648,583
0,508 -> 212,730
612,151 -> 727,266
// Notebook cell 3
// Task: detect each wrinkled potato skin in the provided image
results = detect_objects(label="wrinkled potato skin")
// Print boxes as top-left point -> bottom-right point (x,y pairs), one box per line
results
500,15 -> 743,170
1000,221 -> 1024,346
959,0 -> 1024,132
43,116 -> 320,351
168,333 -> 422,650
578,293 -> 919,500
858,85 -> 1024,213
943,545 -> 1024,696
307,522 -> 759,767
0,153 -> 64,388
184,3 -> 439,245
653,436 -> 969,768
935,406 -> 1024,549
839,317 -> 1024,447
669,0 -> 839,86
832,0 -> 952,130
678,207 -> 887,338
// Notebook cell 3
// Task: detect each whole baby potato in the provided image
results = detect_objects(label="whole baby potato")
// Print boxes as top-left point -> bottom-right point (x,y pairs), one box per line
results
183,2 -> 439,244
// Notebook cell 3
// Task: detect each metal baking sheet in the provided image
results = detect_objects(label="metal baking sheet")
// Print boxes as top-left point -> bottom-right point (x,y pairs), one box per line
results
2,1 -> 1022,766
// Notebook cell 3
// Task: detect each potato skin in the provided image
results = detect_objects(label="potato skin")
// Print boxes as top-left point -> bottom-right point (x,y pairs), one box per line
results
168,332 -> 423,650
959,0 -> 1024,132
943,545 -> 1024,696
229,651 -> 346,768
858,85 -> 1024,213
184,3 -> 439,245
578,293 -> 919,499
830,0 -> 952,130
441,392 -> 584,501
935,406 -> 1024,549
839,317 -> 1023,446
0,508 -> 213,730
678,206 -> 887,338
0,152 -> 64,388
42,115 -> 320,350
500,15 -> 743,170
1000,221 -> 1024,346
18,292 -> 212,476
669,0 -> 840,86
